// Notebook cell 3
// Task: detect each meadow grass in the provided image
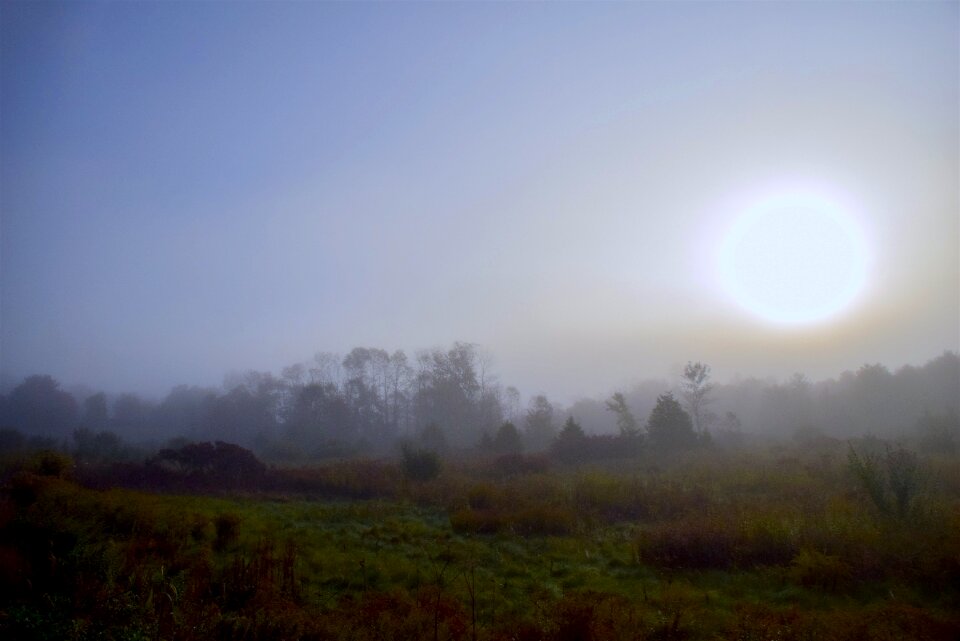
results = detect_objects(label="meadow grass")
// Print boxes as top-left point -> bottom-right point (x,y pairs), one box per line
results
2,444 -> 959,639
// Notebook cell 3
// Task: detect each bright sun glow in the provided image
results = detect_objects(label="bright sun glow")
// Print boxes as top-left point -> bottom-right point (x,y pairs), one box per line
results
719,191 -> 870,326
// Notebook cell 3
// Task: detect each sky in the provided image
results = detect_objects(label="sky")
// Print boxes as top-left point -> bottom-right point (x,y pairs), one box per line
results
1,1 -> 958,403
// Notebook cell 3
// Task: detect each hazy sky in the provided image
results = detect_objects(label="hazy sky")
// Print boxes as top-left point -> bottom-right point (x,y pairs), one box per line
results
2,1 -> 958,402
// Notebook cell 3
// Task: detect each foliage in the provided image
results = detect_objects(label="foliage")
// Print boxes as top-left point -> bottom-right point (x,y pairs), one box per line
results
450,504 -> 575,536
26,450 -> 74,479
847,443 -> 924,520
524,394 -> 556,452
680,361 -> 714,434
418,422 -> 448,453
148,440 -> 267,490
2,350 -> 957,462
916,410 -> 959,454
213,512 -> 242,551
489,452 -> 550,476
605,392 -> 640,438
635,509 -> 798,570
647,393 -> 698,452
789,548 -> 851,590
552,416 -> 587,463
260,459 -> 401,499
491,421 -> 523,455
400,444 -> 441,482
0,428 -> 25,455
0,375 -> 78,438
2,441 -> 959,640
73,428 -> 131,464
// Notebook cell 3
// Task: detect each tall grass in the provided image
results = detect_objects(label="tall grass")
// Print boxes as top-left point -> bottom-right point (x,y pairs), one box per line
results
2,443 -> 958,640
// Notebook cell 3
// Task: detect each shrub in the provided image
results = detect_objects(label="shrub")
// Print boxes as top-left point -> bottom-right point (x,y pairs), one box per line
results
490,453 -> 550,476
635,511 -> 798,570
466,482 -> 502,510
916,410 -> 959,454
508,505 -> 575,536
27,450 -> 74,479
573,473 -> 651,521
847,443 -> 924,521
449,508 -> 502,535
789,548 -> 851,590
8,471 -> 44,508
269,459 -> 400,499
0,428 -> 25,454
450,505 -> 575,536
190,514 -> 211,542
583,433 -> 643,460
400,444 -> 441,482
148,441 -> 267,490
214,512 -> 242,551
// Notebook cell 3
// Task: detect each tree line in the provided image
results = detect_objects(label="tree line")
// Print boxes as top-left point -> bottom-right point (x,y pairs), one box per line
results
0,346 -> 957,462
0,343 -> 519,459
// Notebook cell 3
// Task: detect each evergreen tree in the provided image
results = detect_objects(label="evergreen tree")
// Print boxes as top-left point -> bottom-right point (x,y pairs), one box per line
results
553,415 -> 586,463
647,393 -> 697,452
492,421 -> 523,454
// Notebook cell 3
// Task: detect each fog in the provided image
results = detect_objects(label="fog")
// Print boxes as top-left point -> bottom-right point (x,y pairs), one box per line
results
2,3 -> 957,405
3,7 -> 960,637
1,345 -> 957,463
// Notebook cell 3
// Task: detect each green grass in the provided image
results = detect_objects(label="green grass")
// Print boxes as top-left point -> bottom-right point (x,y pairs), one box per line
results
3,446 -> 960,639
58,489 -> 960,621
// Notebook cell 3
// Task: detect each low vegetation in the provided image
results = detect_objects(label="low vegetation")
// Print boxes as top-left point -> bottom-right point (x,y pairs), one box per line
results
1,436 -> 958,640
1,353 -> 957,638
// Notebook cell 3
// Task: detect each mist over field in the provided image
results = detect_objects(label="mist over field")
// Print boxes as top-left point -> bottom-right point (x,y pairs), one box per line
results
1,2 -> 959,640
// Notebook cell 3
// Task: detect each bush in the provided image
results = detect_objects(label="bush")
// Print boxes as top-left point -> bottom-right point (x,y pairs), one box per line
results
450,508 -> 502,535
848,443 -> 924,521
490,453 -> 550,476
213,512 -> 242,551
916,411 -> 959,454
636,511 -> 798,570
466,482 -> 503,510
450,505 -> 575,536
27,450 -> 73,479
573,473 -> 651,521
400,444 -> 441,482
0,428 -> 25,454
790,548 -> 851,590
148,441 -> 267,490
269,459 -> 400,499
508,505 -> 575,536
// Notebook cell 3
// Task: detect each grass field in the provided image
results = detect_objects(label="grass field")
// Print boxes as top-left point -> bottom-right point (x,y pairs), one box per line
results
2,443 -> 959,640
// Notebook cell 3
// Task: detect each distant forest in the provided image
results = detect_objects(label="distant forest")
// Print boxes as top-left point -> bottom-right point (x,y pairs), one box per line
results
1,345 -> 957,462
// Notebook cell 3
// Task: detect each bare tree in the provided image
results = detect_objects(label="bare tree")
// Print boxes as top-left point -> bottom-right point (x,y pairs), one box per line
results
503,386 -> 522,425
388,350 -> 412,434
681,361 -> 714,435
309,352 -> 343,387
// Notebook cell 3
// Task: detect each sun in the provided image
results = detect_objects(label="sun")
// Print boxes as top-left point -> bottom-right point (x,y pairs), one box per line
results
718,191 -> 870,325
